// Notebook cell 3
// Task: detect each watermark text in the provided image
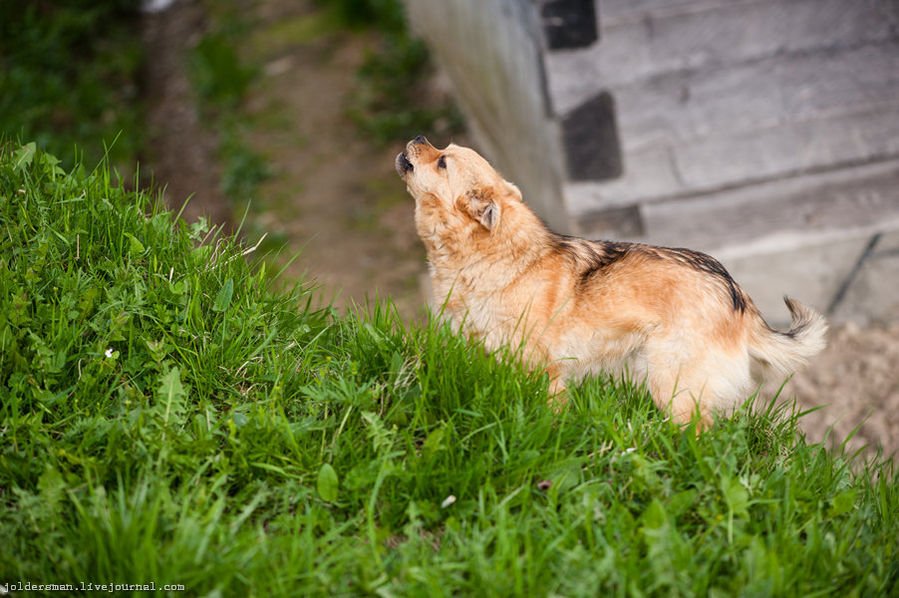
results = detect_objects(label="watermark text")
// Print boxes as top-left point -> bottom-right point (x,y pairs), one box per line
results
1,581 -> 185,593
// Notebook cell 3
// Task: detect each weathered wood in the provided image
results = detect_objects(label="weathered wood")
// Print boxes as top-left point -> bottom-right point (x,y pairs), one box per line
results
721,231 -> 875,326
639,160 -> 899,250
548,0 -> 898,109
672,108 -> 899,191
565,104 -> 899,211
611,41 -> 899,150
832,230 -> 899,323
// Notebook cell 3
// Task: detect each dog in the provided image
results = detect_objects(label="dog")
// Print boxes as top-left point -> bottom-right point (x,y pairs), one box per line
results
395,136 -> 827,426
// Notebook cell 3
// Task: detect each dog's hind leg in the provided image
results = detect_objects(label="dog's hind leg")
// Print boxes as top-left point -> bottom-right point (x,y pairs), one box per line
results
644,342 -> 718,428
545,362 -> 569,411
646,365 -> 705,426
653,348 -> 752,428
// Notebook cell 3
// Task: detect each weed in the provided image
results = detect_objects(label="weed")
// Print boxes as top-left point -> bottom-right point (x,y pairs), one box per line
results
349,35 -> 465,145
189,31 -> 256,109
219,124 -> 271,204
313,0 -> 406,34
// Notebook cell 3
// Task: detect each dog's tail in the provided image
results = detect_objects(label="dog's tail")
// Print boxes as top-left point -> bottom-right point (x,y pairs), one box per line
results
748,297 -> 828,375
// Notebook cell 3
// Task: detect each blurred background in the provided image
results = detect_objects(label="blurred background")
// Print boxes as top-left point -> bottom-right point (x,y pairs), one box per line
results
2,0 -> 896,459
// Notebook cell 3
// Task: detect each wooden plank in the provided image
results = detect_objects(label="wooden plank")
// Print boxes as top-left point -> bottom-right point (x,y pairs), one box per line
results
832,229 -> 899,323
640,160 -> 899,250
563,145 -> 680,212
565,107 -> 899,210
720,232 -> 874,326
546,0 -> 898,114
611,42 -> 899,151
600,0 -> 756,24
673,108 -> 899,190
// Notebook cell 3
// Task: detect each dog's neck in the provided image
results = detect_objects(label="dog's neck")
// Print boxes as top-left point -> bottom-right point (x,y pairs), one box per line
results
424,200 -> 553,296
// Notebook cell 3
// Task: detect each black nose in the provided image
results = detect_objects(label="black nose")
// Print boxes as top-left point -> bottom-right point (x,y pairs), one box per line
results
395,152 -> 413,176
413,135 -> 427,145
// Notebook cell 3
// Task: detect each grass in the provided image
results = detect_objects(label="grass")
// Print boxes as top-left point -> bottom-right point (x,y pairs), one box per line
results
0,1 -> 143,171
1,143 -> 898,596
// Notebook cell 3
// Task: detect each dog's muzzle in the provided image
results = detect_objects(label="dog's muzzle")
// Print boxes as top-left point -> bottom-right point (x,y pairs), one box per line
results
395,152 -> 413,177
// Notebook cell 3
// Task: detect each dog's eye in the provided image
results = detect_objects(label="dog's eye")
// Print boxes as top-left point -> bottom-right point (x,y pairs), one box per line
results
437,155 -> 447,169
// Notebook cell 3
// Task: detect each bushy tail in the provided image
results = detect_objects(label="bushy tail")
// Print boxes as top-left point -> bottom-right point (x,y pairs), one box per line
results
748,297 -> 828,375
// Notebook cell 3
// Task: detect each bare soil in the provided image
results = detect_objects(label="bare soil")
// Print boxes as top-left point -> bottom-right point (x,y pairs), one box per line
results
787,322 -> 899,462
141,0 -> 898,463
142,1 -> 231,230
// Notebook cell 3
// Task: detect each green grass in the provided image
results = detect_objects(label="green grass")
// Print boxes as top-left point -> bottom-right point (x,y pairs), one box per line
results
0,1 -> 143,171
1,143 -> 898,596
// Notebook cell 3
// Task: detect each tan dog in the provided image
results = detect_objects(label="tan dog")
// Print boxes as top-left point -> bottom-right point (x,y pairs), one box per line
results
396,136 -> 827,425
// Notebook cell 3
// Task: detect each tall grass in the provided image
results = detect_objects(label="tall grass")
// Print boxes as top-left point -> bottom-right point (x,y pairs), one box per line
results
1,143 -> 897,596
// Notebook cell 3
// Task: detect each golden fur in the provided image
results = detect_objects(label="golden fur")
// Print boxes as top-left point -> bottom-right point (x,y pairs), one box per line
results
396,137 -> 827,426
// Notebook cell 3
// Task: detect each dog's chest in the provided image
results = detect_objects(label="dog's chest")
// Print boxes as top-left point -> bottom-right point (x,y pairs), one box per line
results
431,277 -> 515,344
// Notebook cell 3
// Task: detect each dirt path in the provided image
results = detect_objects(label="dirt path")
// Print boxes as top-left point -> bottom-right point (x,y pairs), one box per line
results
789,323 -> 899,463
241,5 -> 427,318
141,0 -> 897,464
142,1 -> 231,229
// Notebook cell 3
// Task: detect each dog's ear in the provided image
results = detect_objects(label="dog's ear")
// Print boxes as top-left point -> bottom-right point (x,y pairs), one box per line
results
505,181 -> 523,202
458,187 -> 499,230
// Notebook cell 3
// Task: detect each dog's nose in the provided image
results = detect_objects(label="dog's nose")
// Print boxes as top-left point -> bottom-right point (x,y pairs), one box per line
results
395,152 -> 413,177
412,135 -> 428,145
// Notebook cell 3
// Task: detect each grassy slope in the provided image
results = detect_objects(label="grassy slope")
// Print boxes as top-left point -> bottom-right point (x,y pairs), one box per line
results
1,144 -> 897,596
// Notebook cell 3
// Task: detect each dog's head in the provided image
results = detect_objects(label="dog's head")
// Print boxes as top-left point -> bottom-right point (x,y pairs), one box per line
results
396,136 -> 522,245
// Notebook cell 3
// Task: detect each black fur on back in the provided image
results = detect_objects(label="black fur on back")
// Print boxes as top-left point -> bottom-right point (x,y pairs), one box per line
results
550,234 -> 632,287
549,234 -> 747,313
655,246 -> 748,313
